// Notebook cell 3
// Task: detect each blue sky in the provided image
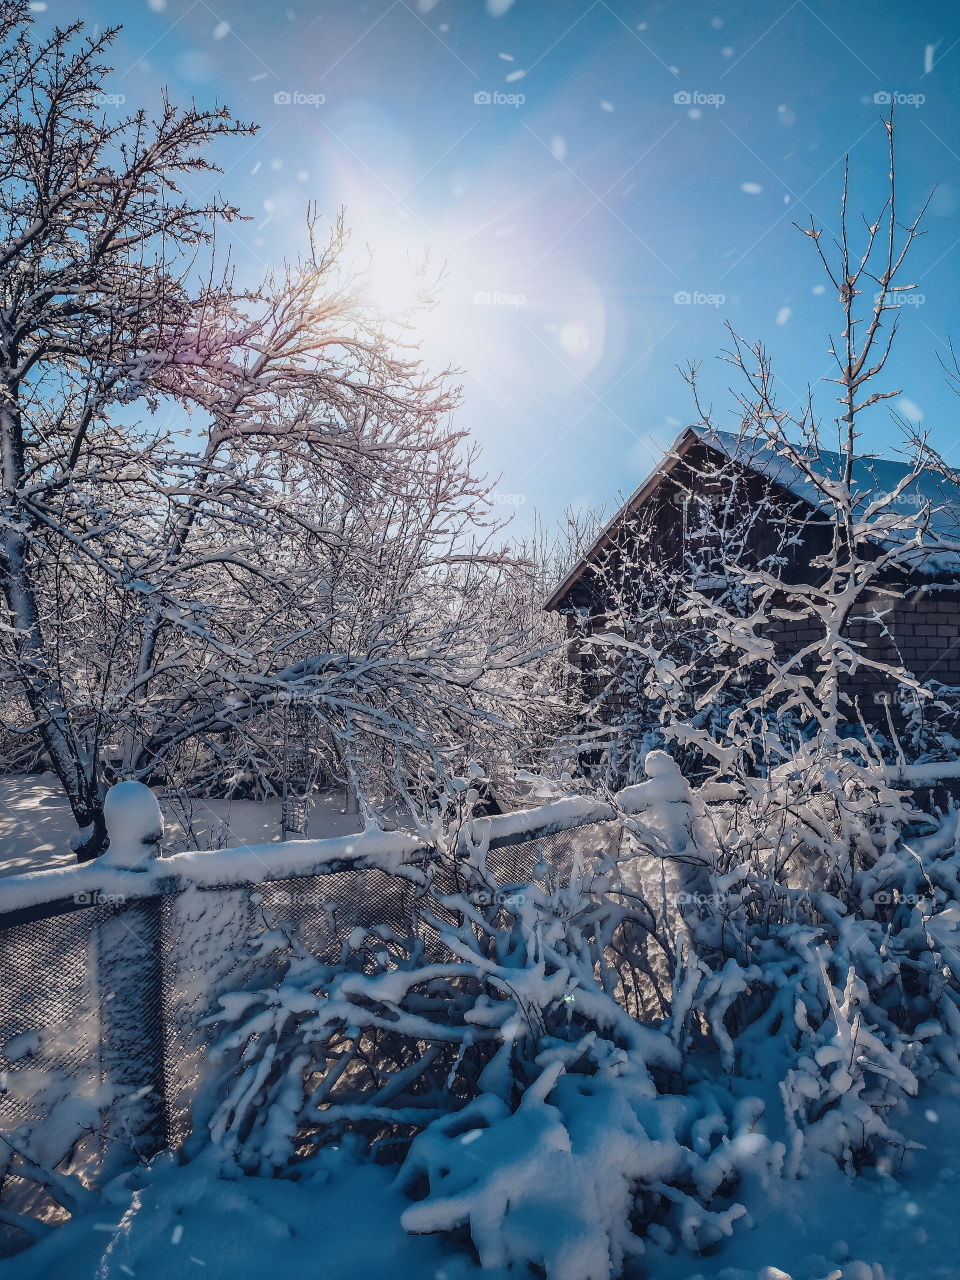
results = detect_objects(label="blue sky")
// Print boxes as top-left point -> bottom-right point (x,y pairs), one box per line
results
40,0 -> 960,532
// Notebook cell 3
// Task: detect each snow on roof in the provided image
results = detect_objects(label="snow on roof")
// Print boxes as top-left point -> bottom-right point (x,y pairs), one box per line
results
545,425 -> 960,609
698,427 -> 960,546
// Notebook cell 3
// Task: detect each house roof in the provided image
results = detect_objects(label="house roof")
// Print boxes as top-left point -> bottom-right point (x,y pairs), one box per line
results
544,425 -> 960,610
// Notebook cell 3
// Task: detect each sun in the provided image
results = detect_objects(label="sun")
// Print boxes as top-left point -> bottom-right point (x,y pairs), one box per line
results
360,235 -> 436,324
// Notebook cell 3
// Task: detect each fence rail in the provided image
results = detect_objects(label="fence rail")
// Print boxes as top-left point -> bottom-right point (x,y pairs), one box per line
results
0,802 -> 621,1253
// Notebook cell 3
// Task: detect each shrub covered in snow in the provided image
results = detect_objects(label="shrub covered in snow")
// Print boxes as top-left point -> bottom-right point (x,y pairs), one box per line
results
194,729 -> 960,1277
198,799 -> 789,1274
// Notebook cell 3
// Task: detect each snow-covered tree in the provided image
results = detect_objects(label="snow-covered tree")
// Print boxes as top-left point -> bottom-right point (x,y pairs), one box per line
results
0,6 -> 548,856
567,111 -> 960,787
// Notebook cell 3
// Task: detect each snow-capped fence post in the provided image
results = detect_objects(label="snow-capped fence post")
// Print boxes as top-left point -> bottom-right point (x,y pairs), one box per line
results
93,783 -> 168,1170
101,781 -> 164,870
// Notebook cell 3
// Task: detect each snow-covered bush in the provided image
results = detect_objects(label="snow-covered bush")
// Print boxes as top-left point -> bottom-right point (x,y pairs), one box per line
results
199,799 -> 792,1275
622,743 -> 960,1172
196,724 -> 960,1278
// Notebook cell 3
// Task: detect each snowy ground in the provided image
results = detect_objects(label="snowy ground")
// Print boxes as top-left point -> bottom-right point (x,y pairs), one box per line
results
2,1082 -> 960,1280
0,1147 -> 507,1280
646,1078 -> 960,1280
0,775 -> 373,877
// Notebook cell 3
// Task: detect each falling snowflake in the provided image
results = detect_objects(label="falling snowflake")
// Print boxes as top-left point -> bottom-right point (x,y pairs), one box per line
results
898,396 -> 923,424
560,321 -> 590,355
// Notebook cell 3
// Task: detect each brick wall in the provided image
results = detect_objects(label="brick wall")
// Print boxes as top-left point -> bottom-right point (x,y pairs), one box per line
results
766,589 -> 960,716
892,592 -> 960,686
568,590 -> 960,730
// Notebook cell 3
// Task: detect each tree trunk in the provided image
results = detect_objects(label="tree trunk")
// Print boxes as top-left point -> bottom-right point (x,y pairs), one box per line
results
1,399 -> 108,861
71,799 -> 109,862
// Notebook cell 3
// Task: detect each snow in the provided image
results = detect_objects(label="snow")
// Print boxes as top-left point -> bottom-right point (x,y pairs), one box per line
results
888,759 -> 960,786
101,781 -> 163,870
167,828 -> 426,886
694,426 -> 960,569
0,1147 -> 508,1280
5,1084 -> 960,1279
0,824 -> 427,915
478,794 -> 614,846
5,758 -> 960,1278
6,761 -> 960,1278
0,776 -> 374,879
643,1081 -> 960,1280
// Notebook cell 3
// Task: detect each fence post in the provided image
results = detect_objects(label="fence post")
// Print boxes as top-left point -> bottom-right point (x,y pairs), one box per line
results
95,894 -> 167,1171
95,783 -> 169,1171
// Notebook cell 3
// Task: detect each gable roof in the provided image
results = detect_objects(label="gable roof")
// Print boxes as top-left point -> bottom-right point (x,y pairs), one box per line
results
545,425 -> 960,611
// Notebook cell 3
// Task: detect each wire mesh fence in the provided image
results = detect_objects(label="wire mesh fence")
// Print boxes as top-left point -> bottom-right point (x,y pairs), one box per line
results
0,811 -> 621,1252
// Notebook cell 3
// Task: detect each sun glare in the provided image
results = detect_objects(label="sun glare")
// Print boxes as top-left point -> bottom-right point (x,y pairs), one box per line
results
361,240 -> 432,321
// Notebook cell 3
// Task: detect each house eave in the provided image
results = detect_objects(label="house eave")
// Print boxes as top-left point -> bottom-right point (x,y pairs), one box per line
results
543,426 -> 702,612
